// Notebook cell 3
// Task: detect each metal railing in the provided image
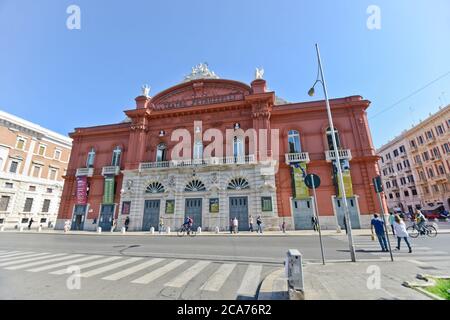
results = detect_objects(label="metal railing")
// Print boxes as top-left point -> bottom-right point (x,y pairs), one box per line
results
139,155 -> 257,171
325,149 -> 352,162
75,168 -> 94,177
102,166 -> 121,176
285,152 -> 310,164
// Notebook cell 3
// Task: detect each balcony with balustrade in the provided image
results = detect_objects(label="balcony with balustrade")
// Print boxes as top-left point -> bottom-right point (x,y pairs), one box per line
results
325,149 -> 352,162
75,168 -> 94,177
139,155 -> 257,172
102,166 -> 121,176
284,152 -> 310,165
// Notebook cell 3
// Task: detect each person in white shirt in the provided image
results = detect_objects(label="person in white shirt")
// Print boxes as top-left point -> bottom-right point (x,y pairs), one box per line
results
233,217 -> 238,234
393,215 -> 412,253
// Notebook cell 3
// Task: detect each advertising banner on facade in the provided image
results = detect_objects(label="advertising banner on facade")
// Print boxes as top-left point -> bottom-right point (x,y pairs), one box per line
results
103,175 -> 115,204
291,163 -> 310,200
332,159 -> 354,198
76,176 -> 88,205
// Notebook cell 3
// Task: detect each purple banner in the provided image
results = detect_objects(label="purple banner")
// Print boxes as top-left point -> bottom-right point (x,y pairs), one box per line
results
76,176 -> 88,205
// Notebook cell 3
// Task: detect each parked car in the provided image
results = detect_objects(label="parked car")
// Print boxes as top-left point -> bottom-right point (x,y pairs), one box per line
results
421,205 -> 447,220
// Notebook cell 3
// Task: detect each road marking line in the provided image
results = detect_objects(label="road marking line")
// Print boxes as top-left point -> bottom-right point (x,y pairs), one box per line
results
0,251 -> 23,257
27,255 -> 103,272
50,256 -> 122,275
5,254 -> 83,270
165,261 -> 211,288
200,263 -> 236,292
237,265 -> 263,297
80,257 -> 143,278
0,253 -> 57,267
0,252 -> 37,261
131,260 -> 187,285
0,252 -> 52,263
370,251 -> 448,256
102,258 -> 164,281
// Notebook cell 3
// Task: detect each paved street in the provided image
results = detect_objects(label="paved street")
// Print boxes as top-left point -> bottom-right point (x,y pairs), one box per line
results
0,231 -> 449,299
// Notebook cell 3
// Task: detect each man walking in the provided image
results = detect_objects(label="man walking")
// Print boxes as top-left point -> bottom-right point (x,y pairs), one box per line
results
388,212 -> 395,235
28,218 -> 34,230
256,215 -> 263,234
371,214 -> 388,252
249,215 -> 254,232
124,216 -> 130,231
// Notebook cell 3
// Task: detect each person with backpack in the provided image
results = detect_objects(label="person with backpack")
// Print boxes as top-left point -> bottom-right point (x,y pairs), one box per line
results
256,215 -> 263,234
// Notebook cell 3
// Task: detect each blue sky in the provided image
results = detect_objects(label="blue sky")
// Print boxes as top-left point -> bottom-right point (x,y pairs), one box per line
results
0,0 -> 449,148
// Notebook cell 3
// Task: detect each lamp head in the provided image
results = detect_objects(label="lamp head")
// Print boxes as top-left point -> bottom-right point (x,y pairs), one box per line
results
308,87 -> 315,97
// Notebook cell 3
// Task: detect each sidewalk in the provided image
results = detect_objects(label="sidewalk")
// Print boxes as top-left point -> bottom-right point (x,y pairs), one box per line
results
258,259 -> 449,300
2,228 -> 450,237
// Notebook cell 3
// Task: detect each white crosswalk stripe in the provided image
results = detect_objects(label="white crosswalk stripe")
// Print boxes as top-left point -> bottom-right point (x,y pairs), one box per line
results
80,257 -> 143,278
102,258 -> 164,281
0,253 -> 57,267
27,255 -> 103,272
236,265 -> 262,297
0,251 -> 22,257
200,263 -> 236,292
131,259 -> 187,285
50,256 -> 122,275
0,252 -> 37,261
5,254 -> 83,270
165,261 -> 211,288
0,252 -> 52,263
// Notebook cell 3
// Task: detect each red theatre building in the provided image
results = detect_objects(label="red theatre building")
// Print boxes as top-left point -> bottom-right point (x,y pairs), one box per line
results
56,64 -> 384,232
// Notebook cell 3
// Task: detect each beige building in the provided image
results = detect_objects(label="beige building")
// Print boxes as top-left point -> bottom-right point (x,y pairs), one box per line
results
377,104 -> 450,213
0,110 -> 72,229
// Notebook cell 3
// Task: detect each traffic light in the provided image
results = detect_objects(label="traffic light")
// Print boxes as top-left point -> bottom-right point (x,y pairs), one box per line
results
373,176 -> 383,193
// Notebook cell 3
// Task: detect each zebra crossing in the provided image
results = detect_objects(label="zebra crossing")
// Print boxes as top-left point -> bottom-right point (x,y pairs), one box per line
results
0,250 -> 273,299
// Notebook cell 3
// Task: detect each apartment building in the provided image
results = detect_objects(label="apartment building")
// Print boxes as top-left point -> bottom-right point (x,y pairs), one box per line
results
0,110 -> 72,228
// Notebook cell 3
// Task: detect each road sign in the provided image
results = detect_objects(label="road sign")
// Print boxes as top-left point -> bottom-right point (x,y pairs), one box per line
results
304,174 -> 321,189
373,176 -> 383,193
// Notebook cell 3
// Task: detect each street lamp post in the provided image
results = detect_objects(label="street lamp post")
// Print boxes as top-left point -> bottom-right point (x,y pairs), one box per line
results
308,43 -> 357,262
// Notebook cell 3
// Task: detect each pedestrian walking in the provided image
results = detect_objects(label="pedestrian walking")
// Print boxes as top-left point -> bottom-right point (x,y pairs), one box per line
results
389,212 -> 395,235
28,218 -> 34,230
233,217 -> 238,234
111,219 -> 117,232
393,215 -> 412,253
229,218 -> 233,234
281,219 -> 286,233
256,215 -> 263,234
249,215 -> 254,232
370,214 -> 388,252
124,216 -> 130,231
311,216 -> 318,232
343,217 -> 348,235
159,217 -> 164,234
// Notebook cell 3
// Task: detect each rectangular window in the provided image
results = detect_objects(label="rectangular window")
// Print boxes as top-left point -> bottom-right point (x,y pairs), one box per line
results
399,146 -> 406,153
0,218 -> 4,224
389,193 -> 393,199
42,199 -> 51,213
436,125 -> 444,135
209,198 -> 219,213
412,189 -> 418,196
393,149 -> 399,157
29,185 -> 36,192
9,161 -> 19,173
54,149 -> 61,160
23,198 -> 33,212
5,182 -> 13,189
0,196 -> 10,211
46,188 -> 53,193
49,169 -> 57,180
38,145 -> 46,156
165,200 -> 175,214
16,137 -> 26,150
261,197 -> 273,212
404,190 -> 409,197
443,143 -> 450,154
426,130 -> 434,139
40,218 -> 47,223
410,140 -> 416,148
395,192 -> 400,198
32,165 -> 41,178
21,218 -> 29,224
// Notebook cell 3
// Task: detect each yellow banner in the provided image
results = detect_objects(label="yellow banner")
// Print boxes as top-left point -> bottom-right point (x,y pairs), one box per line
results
335,160 -> 353,198
292,163 -> 309,200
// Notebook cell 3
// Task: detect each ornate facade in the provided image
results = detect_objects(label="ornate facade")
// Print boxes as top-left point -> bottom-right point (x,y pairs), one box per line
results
56,65 -> 384,232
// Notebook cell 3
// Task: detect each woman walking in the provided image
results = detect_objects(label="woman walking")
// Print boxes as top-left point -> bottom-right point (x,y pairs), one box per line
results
393,215 -> 412,253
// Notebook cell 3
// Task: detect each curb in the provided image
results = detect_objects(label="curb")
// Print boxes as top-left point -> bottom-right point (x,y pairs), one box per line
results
257,268 -> 289,300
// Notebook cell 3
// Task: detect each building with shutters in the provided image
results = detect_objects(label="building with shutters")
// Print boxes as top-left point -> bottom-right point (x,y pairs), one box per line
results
56,64 -> 384,232
0,110 -> 72,229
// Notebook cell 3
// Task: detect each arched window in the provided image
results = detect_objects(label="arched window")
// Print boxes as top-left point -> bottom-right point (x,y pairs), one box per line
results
111,146 -> 122,166
326,127 -> 341,150
145,182 -> 165,194
156,143 -> 167,162
227,177 -> 250,190
185,179 -> 206,192
288,130 -> 301,153
193,141 -> 203,160
233,137 -> 244,158
86,148 -> 95,168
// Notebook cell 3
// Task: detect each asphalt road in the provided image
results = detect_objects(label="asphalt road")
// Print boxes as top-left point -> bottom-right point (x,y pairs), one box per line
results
0,232 -> 449,300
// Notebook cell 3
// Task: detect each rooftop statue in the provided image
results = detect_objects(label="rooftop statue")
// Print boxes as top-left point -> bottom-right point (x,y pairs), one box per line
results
255,67 -> 264,80
141,84 -> 151,97
183,63 -> 220,82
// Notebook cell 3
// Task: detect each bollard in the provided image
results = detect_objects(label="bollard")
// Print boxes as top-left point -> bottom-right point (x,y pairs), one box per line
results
215,226 -> 219,234
150,227 -> 155,234
286,249 -> 304,299
121,227 -> 126,234
166,226 -> 170,234
19,226 -> 24,232
97,227 -> 102,233
0,225 -> 4,232
197,226 -> 202,234
336,226 -> 342,233
37,226 -> 42,233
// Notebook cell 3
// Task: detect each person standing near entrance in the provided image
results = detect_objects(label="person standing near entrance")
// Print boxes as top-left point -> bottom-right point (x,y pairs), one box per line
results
249,215 -> 254,232
256,215 -> 263,234
393,214 -> 412,253
159,217 -> 164,234
233,217 -> 238,234
281,219 -> 286,233
111,219 -> 117,232
388,212 -> 396,235
28,218 -> 34,230
124,216 -> 130,231
229,218 -> 233,234
370,214 -> 388,252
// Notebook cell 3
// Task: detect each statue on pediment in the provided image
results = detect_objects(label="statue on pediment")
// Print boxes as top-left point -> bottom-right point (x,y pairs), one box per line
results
183,63 -> 220,82
141,84 -> 151,97
255,67 -> 264,80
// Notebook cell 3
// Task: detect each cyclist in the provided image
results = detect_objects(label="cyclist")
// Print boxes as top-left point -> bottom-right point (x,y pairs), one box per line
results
415,209 -> 427,235
183,216 -> 193,234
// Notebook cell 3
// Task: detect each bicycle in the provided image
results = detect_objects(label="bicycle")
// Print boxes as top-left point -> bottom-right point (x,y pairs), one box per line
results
177,224 -> 196,237
406,222 -> 437,238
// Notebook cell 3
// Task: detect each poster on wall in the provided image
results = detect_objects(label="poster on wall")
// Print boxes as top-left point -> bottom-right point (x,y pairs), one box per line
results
76,176 -> 88,205
209,198 -> 219,213
332,159 -> 354,198
121,201 -> 131,215
165,200 -> 175,214
103,175 -> 115,204
291,163 -> 310,199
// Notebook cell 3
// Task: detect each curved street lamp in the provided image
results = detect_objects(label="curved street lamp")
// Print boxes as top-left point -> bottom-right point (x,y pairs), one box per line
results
308,43 -> 357,262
